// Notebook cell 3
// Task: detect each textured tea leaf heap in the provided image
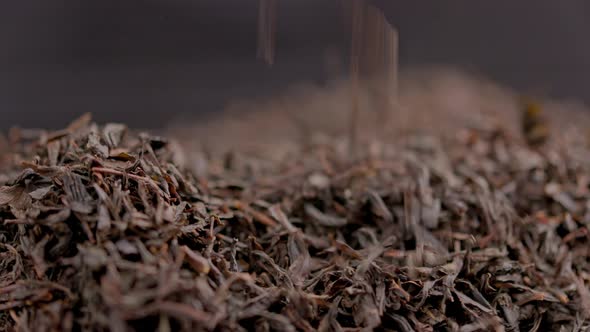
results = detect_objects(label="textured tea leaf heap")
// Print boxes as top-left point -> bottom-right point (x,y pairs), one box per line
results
1,113 -> 590,331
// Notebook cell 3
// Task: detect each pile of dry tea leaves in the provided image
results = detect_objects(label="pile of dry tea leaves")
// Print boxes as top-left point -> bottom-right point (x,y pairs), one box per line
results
1,114 -> 590,331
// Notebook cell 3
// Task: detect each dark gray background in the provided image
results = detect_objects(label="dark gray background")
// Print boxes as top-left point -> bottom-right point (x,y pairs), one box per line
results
1,0 -> 589,129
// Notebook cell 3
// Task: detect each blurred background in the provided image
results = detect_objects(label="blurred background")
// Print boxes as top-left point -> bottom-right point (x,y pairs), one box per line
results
1,0 -> 589,130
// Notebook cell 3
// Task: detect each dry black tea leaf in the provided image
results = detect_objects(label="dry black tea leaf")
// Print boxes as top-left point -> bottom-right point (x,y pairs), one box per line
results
1,113 -> 590,331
